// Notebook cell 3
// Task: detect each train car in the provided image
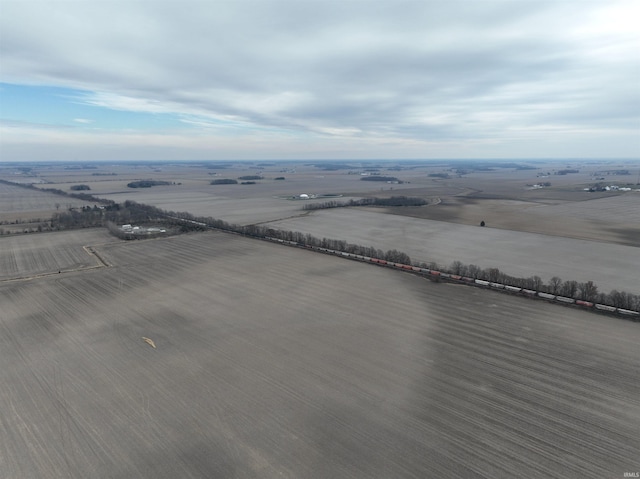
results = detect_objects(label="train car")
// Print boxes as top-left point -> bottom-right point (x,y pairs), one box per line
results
504,285 -> 522,293
490,282 -> 505,289
595,303 -> 617,312
575,300 -> 594,307
555,296 -> 575,304
474,279 -> 489,286
617,308 -> 640,317
521,289 -> 537,296
538,292 -> 555,300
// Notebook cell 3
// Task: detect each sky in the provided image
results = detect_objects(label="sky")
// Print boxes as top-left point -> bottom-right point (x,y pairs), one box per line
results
1,0 -> 639,162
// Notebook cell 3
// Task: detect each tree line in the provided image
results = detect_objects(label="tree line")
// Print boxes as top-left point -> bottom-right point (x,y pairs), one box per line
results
2,179 -> 638,313
0,180 -> 113,204
168,209 -> 639,312
360,176 -> 402,182
303,196 -> 428,210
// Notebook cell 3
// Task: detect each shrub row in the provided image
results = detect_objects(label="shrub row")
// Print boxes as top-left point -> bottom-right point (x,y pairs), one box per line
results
303,196 -> 427,210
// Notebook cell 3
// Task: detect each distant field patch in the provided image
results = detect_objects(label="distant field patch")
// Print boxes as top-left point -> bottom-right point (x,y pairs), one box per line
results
127,180 -> 173,188
0,229 -> 117,280
0,181 -> 94,226
264,208 -> 640,294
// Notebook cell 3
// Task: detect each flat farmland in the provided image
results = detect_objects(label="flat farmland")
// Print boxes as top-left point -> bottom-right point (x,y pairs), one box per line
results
6,162 -> 446,225
98,189 -> 334,225
7,160 -> 638,236
0,182 -> 93,226
388,194 -> 640,246
1,230 -> 639,478
0,229 -> 116,281
265,208 -> 640,294
81,169 -> 421,225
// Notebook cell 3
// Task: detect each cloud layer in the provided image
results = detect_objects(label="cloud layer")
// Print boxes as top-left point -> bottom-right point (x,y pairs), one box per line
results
1,0 -> 638,160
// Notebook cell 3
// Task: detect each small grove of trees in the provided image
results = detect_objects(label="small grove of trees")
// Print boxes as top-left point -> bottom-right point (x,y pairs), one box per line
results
303,196 -> 427,210
50,201 -> 174,231
127,180 -> 172,188
360,176 -> 402,182
210,179 -> 238,185
70,184 -> 91,191
237,175 -> 263,180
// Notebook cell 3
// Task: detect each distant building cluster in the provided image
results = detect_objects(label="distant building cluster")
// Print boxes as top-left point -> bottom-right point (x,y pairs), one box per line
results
526,182 -> 552,189
583,185 -> 638,192
121,224 -> 166,234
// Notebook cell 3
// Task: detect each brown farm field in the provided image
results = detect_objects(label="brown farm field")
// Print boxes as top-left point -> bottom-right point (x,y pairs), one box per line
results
264,208 -> 640,294
2,159 -> 638,240
1,230 -> 639,479
0,229 -> 116,281
0,181 -> 95,232
1,160 -> 639,477
386,194 -> 640,246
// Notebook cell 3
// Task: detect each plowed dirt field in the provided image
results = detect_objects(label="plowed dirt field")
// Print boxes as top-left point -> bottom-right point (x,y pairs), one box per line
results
0,229 -> 117,280
1,230 -> 638,478
264,208 -> 640,294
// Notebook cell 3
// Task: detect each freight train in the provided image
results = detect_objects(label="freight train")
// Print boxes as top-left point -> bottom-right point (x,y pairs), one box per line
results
264,237 -> 640,319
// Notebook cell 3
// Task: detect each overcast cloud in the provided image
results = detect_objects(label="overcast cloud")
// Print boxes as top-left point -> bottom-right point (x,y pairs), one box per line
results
1,0 -> 638,161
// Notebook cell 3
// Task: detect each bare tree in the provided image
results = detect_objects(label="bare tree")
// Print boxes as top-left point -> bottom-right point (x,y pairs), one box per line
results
561,280 -> 578,298
467,264 -> 481,279
577,281 -> 598,302
487,268 -> 501,282
548,276 -> 563,295
609,290 -> 634,309
530,276 -> 543,291
450,261 -> 465,275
